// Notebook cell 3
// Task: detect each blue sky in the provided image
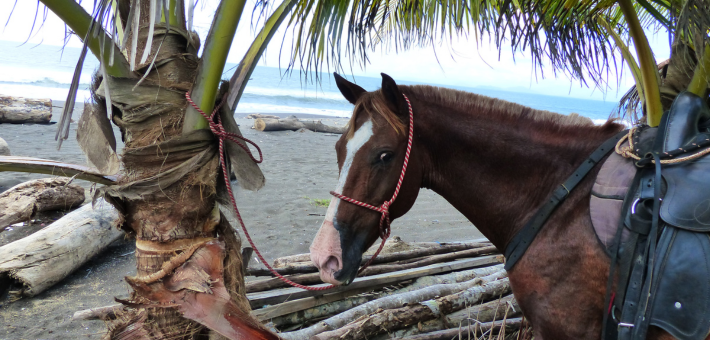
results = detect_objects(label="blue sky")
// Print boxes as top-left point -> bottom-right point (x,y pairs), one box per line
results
1,1 -> 671,101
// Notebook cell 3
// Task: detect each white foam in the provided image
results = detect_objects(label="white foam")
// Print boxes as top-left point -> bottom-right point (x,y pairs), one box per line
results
0,84 -> 91,102
0,64 -> 92,86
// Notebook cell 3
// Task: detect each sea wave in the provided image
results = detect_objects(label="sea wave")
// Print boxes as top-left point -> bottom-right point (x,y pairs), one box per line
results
0,83 -> 91,102
0,64 -> 94,88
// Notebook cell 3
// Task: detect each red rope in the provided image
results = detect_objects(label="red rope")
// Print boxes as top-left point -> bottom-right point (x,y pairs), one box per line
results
184,92 -> 414,291
330,94 -> 415,273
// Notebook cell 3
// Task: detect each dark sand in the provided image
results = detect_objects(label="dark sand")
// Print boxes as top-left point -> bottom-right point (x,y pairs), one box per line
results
0,102 -> 481,339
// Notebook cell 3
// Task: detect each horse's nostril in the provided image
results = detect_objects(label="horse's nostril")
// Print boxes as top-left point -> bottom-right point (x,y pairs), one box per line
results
324,256 -> 341,272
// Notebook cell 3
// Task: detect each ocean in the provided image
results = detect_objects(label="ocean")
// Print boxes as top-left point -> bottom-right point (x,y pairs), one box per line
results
0,40 -> 620,124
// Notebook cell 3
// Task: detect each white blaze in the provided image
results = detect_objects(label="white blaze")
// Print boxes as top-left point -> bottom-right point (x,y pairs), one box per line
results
325,119 -> 374,222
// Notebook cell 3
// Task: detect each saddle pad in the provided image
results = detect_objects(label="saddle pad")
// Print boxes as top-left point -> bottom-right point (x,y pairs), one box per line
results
590,151 -> 637,253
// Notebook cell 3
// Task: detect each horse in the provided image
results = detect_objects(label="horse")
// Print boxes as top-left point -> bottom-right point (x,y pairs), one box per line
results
308,73 -> 695,339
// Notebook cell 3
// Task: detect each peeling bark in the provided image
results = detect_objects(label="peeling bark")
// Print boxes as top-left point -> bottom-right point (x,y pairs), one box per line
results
123,240 -> 278,340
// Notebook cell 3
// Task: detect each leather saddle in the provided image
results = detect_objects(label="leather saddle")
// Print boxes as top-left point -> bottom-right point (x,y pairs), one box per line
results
595,92 -> 710,340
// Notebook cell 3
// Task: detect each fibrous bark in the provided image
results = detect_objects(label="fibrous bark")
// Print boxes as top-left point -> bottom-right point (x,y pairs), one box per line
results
0,96 -> 52,124
253,117 -> 345,134
0,198 -> 122,300
0,178 -> 85,231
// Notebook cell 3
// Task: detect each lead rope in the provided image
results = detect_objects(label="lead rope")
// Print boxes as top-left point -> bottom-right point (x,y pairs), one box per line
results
185,92 -> 413,290
330,94 -> 415,273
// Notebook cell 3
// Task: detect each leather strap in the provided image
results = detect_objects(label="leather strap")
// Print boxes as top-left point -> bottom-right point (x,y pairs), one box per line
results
504,130 -> 629,270
602,169 -> 644,340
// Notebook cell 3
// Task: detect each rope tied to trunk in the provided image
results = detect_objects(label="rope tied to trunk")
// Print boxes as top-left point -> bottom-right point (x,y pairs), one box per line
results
185,92 -> 336,291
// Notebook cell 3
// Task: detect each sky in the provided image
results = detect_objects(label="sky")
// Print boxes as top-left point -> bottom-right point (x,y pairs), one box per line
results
0,1 -> 672,101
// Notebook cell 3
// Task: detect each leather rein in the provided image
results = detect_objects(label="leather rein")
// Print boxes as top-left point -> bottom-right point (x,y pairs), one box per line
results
503,129 -> 628,270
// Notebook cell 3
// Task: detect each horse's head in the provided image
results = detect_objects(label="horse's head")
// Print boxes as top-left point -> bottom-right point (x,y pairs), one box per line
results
310,73 -> 422,285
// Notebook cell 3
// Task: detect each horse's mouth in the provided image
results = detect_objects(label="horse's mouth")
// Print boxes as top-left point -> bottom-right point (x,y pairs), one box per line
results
317,263 -> 358,286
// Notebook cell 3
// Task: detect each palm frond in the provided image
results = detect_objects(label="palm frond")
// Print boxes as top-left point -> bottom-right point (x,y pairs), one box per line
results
280,0 -> 698,90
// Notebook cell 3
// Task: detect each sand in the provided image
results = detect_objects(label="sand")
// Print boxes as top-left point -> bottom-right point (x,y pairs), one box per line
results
0,102 -> 481,339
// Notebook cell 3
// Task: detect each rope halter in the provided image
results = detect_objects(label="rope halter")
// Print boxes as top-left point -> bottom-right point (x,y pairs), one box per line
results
330,93 -> 415,272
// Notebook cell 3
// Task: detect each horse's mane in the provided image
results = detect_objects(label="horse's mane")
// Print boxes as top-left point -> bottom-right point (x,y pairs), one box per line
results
346,85 -> 596,139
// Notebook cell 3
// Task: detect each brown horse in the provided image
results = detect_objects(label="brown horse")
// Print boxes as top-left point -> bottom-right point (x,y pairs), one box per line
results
309,73 -> 690,339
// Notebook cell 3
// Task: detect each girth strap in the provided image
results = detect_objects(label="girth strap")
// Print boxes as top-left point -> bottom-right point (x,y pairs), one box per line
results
504,130 -> 629,270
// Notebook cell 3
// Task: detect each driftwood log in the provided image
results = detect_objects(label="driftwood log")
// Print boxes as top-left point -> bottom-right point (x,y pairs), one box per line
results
253,117 -> 345,134
391,294 -> 520,337
0,178 -> 85,231
248,256 -> 501,309
310,276 -> 511,340
249,241 -> 494,276
260,265 -> 505,326
403,317 -> 524,340
0,198 -> 122,300
280,270 -> 507,339
246,114 -> 280,119
0,96 -> 52,124
247,248 -> 500,292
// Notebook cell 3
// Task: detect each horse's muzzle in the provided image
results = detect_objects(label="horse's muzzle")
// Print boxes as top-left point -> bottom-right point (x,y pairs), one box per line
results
310,220 -> 346,285
310,219 -> 362,285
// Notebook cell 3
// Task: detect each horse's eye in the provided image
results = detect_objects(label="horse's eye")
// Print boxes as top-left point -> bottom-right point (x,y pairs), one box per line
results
379,152 -> 393,163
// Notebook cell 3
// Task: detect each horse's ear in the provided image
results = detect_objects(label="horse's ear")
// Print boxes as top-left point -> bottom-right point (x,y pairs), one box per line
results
381,73 -> 407,117
334,73 -> 366,105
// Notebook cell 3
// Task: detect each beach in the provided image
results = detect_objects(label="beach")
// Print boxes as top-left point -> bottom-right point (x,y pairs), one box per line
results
0,101 -> 479,339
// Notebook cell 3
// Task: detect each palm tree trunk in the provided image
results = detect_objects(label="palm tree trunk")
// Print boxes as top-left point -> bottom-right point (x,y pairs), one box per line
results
94,1 -> 260,338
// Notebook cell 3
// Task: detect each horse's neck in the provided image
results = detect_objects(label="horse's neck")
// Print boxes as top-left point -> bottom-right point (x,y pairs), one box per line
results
416,104 -> 620,250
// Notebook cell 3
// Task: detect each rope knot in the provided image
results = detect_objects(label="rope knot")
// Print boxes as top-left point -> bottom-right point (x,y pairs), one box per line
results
185,92 -> 264,164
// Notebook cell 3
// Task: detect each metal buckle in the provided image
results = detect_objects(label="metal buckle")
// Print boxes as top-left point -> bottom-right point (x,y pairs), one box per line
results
619,322 -> 635,328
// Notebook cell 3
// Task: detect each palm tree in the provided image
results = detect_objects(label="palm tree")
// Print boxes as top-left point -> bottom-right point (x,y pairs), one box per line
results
35,0 -> 293,338
14,0 -> 708,338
